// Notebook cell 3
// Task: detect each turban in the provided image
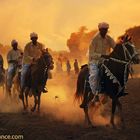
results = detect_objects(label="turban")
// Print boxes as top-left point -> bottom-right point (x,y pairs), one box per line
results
98,22 -> 109,29
30,32 -> 38,38
11,40 -> 18,45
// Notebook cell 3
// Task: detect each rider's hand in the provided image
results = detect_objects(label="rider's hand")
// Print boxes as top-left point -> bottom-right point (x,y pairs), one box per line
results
8,60 -> 18,64
101,55 -> 109,59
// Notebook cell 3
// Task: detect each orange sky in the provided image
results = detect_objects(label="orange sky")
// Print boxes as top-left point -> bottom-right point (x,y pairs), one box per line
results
0,0 -> 140,51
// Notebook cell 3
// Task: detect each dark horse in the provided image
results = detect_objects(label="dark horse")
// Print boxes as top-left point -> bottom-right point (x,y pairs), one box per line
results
20,50 -> 54,112
75,36 -> 140,128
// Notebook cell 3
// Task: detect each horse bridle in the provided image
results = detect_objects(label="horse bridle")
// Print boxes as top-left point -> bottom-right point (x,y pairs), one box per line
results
122,42 -> 138,61
41,54 -> 50,76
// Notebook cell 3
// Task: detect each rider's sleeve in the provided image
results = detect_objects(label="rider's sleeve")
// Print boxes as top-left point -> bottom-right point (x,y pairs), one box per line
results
23,44 -> 33,63
7,51 -> 12,63
38,43 -> 45,52
89,39 -> 101,61
108,36 -> 116,49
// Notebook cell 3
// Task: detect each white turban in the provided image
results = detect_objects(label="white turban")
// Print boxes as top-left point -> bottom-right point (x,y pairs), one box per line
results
11,39 -> 18,45
98,22 -> 109,29
30,32 -> 38,38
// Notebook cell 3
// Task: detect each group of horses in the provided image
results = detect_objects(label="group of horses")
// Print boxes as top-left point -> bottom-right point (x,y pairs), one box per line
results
0,36 -> 139,129
0,50 -> 54,113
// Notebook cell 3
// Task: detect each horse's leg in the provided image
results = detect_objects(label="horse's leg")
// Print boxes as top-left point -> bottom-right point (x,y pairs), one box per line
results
37,93 -> 41,112
110,98 -> 117,129
31,95 -> 37,112
20,89 -> 26,110
25,88 -> 29,108
117,100 -> 125,129
3,84 -> 5,95
84,107 -> 93,127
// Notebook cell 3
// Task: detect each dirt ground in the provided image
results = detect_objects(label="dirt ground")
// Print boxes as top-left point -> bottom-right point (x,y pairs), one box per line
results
0,71 -> 140,140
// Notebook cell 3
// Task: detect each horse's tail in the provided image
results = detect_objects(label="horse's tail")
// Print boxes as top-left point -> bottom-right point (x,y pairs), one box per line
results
74,64 -> 89,103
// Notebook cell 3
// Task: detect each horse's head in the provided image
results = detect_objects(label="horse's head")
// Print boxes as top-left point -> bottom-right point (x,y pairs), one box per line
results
121,35 -> 140,64
40,49 -> 54,70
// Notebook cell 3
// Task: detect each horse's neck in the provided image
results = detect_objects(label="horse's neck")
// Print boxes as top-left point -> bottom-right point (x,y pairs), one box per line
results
110,44 -> 125,60
108,44 -> 130,86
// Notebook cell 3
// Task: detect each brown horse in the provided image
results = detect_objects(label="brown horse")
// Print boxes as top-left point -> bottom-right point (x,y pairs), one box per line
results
75,36 -> 140,128
20,51 -> 54,112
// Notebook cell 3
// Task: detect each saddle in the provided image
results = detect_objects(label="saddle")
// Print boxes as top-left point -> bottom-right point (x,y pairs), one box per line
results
81,64 -> 105,94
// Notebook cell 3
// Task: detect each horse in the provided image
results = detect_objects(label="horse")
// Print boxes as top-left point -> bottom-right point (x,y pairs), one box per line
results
75,35 -> 140,128
20,50 -> 54,112
5,63 -> 22,102
11,66 -> 22,103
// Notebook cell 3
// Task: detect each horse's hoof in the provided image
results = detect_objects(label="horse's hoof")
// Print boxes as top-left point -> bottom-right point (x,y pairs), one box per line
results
85,123 -> 96,129
106,123 -> 117,129
22,109 -> 28,115
90,125 -> 96,129
112,124 -> 117,129
87,124 -> 96,129
31,108 -> 35,112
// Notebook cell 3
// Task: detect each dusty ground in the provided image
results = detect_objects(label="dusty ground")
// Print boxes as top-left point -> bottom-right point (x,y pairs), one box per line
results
0,71 -> 139,140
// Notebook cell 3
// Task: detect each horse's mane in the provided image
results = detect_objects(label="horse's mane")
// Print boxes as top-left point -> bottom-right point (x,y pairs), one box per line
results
81,64 -> 88,69
109,43 -> 125,60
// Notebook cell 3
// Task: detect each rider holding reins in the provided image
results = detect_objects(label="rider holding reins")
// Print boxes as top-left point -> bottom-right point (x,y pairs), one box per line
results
80,22 -> 115,108
20,32 -> 48,94
7,40 -> 22,93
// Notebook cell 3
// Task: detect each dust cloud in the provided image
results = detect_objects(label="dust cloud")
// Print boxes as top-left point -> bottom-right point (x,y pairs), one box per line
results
0,70 -> 112,126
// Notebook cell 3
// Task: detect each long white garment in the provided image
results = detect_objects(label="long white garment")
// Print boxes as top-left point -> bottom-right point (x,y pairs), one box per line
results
88,33 -> 115,94
89,63 -> 99,94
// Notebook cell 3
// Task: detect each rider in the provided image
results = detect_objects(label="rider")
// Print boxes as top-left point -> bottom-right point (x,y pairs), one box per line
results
42,48 -> 54,92
80,22 -> 115,108
20,32 -> 48,93
74,59 -> 79,74
66,60 -> 71,75
7,40 -> 22,93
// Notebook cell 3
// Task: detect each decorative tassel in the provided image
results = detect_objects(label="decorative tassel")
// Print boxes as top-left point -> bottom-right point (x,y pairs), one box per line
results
107,72 -> 111,76
113,79 -> 117,83
105,69 -> 108,73
110,75 -> 114,80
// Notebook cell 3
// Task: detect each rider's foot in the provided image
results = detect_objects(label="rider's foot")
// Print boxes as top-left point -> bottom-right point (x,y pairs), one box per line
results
42,88 -> 48,93
80,102 -> 88,108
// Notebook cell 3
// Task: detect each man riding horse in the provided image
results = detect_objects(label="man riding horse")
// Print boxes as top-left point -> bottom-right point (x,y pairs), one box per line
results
19,32 -> 54,111
80,22 -> 115,108
75,31 -> 140,128
20,32 -> 47,95
6,40 -> 22,94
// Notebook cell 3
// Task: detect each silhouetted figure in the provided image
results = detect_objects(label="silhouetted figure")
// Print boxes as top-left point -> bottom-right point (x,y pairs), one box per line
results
74,59 -> 79,74
56,58 -> 63,72
66,60 -> 71,75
